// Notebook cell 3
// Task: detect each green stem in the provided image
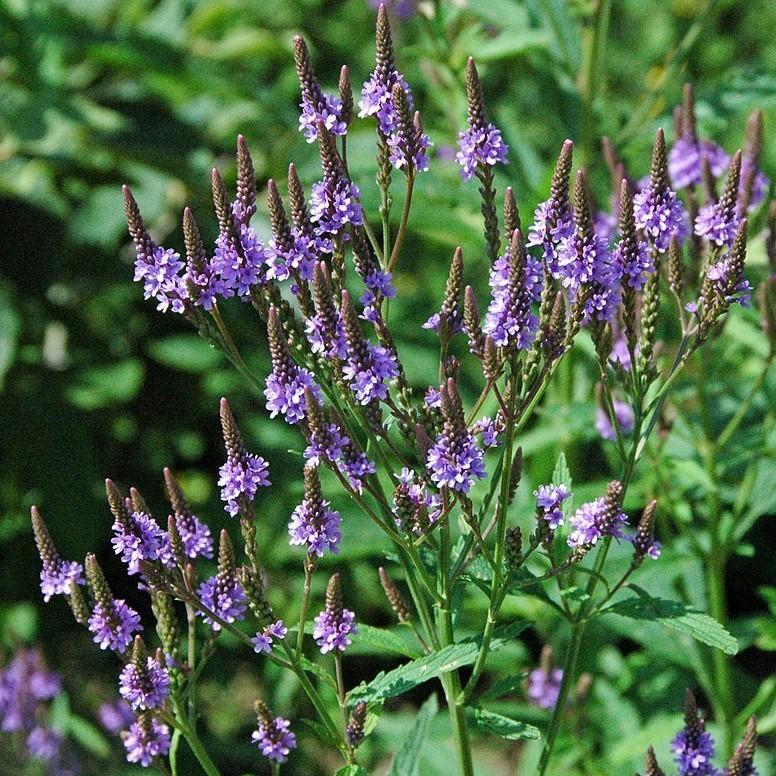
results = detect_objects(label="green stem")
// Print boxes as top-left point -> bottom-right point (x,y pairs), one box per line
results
186,602 -> 197,725
167,708 -> 222,776
296,556 -> 316,660
716,354 -> 773,450
387,174 -> 415,273
536,624 -> 584,776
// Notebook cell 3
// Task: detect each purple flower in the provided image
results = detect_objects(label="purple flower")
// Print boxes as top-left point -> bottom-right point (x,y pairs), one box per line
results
614,232 -> 653,291
134,247 -> 187,313
303,422 -> 376,493
634,184 -> 686,253
39,559 -> 84,603
695,201 -> 740,248
704,258 -> 752,307
427,431 -> 486,494
595,400 -> 635,441
567,496 -> 628,548
387,119 -> 431,172
528,195 -> 574,274
556,226 -> 621,324
472,416 -> 502,448
111,511 -> 172,576
211,221 -> 269,299
265,365 -> 323,425
534,484 -> 571,530
268,231 -> 322,284
483,239 -> 543,349
342,341 -> 399,404
251,713 -> 297,763
305,312 -> 348,359
196,574 -> 247,632
310,178 -> 363,241
0,649 -> 61,736
251,620 -> 288,655
669,136 -> 730,190
289,498 -> 341,557
424,387 -> 442,408
456,125 -> 508,181
27,725 -> 62,761
299,92 -> 347,143
313,607 -> 358,654
88,600 -> 142,653
367,0 -> 417,19
184,258 -> 225,311
359,43 -> 414,139
98,699 -> 135,734
119,657 -> 170,711
527,666 -> 563,710
123,717 -> 171,767
174,512 -> 213,560
392,468 -> 442,533
672,727 -> 717,776
218,454 -> 270,517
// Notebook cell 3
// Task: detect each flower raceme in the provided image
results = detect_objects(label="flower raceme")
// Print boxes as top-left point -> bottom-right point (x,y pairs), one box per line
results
30,6 -> 769,773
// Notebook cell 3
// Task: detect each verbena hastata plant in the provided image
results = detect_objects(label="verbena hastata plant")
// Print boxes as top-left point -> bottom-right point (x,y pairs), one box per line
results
30,7 -> 770,775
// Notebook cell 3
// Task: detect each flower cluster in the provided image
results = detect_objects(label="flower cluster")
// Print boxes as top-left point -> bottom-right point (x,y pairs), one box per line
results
124,716 -> 171,767
392,467 -> 441,533
118,641 -> 170,711
288,464 -> 342,557
111,508 -> 172,576
535,484 -> 571,530
252,700 -> 297,764
567,482 -> 627,549
0,648 -> 65,766
313,573 -> 358,654
31,506 -> 84,603
197,532 -> 248,632
251,621 -> 288,655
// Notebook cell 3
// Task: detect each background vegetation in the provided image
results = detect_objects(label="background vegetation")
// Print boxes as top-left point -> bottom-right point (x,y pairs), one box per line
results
1,0 -> 775,773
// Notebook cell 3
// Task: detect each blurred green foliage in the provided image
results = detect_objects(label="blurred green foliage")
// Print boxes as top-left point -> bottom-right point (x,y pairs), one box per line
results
1,0 -> 775,773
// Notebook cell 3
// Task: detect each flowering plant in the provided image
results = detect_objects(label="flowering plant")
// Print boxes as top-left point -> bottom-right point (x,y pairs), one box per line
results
28,5 -> 774,775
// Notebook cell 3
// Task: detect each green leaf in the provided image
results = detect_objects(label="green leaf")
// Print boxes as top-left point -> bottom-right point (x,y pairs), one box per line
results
66,359 -> 144,410
334,767 -> 370,776
348,622 -> 528,703
299,718 -> 341,749
299,657 -> 338,691
0,282 -> 21,390
388,694 -> 439,776
605,586 -> 739,655
147,335 -> 223,373
471,707 -> 541,740
479,672 -> 528,701
66,715 -> 111,758
351,624 -> 423,659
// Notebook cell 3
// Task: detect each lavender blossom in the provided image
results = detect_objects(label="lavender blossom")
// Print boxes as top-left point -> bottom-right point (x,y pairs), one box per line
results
483,229 -> 543,349
534,484 -> 572,530
313,573 -> 358,653
427,379 -> 486,494
527,666 -> 563,710
31,507 -> 84,602
695,151 -> 742,248
133,247 -> 187,314
111,509 -> 172,576
392,467 -> 441,533
88,600 -> 142,653
98,699 -> 135,734
557,171 -> 621,323
567,482 -> 627,549
182,207 -> 225,310
123,715 -> 171,767
294,36 -> 347,143
595,399 -> 635,441
218,399 -> 270,516
614,187 -> 653,291
252,700 -> 297,763
669,136 -> 730,190
528,141 -> 574,272
455,58 -> 508,181
197,529 -> 247,632
705,257 -> 752,308
164,469 -> 213,561
119,642 -> 170,711
672,691 -> 717,776
359,5 -> 415,138
472,416 -> 502,448
27,726 -> 63,761
634,129 -> 687,253
265,306 -> 323,424
251,620 -> 288,654
289,465 -> 341,557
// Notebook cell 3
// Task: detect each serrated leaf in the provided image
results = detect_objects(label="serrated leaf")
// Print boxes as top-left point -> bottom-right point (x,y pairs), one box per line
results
605,586 -> 739,655
348,622 -> 528,703
351,624 -> 423,659
471,707 -> 541,740
299,657 -> 338,691
479,672 -> 528,701
388,694 -> 438,776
